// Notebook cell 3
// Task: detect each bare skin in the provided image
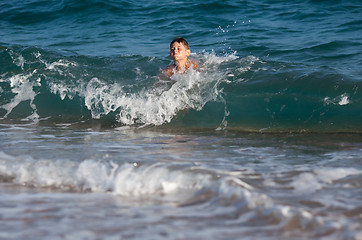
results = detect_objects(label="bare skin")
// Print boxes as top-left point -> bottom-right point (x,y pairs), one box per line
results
163,42 -> 198,78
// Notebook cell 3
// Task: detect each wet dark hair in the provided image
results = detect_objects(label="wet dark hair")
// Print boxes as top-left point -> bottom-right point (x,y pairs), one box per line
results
170,37 -> 190,49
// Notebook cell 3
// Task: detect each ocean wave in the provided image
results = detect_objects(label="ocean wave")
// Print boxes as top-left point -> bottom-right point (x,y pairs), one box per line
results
0,150 -> 360,239
0,46 -> 361,132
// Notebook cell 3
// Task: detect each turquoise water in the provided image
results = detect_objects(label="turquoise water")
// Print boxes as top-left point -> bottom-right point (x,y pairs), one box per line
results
0,0 -> 361,239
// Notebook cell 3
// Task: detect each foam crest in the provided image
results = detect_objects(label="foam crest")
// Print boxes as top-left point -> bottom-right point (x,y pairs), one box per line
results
82,52 -> 237,126
198,50 -> 239,66
0,71 -> 40,120
0,152 -> 269,207
0,152 -> 241,201
50,82 -> 81,100
1,49 -> 81,120
83,78 -> 123,120
323,93 -> 351,106
8,50 -> 26,69
291,167 -> 362,193
0,151 -> 356,236
35,51 -> 78,75
1,49 -> 240,126
0,152 -> 275,216
112,164 -> 214,201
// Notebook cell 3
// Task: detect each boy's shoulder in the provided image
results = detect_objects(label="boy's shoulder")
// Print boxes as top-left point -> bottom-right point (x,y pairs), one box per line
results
162,64 -> 176,78
162,60 -> 199,79
165,63 -> 176,70
189,60 -> 198,69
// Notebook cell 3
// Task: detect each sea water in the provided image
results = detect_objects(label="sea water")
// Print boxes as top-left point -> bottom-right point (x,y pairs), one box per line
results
0,0 -> 361,239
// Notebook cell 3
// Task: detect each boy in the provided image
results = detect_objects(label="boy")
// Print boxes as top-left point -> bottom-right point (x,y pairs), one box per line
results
163,37 -> 198,78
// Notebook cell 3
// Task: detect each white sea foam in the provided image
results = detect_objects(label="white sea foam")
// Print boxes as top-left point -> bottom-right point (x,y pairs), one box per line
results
0,151 -> 358,237
0,152 -> 277,221
0,151 -> 247,202
291,167 -> 362,193
45,59 -> 77,71
1,51 -> 257,127
0,151 -> 271,209
338,94 -> 350,105
0,72 -> 40,120
35,52 -> 78,76
81,52 -> 238,126
1,51 -> 80,120
8,50 -> 26,69
323,93 -> 350,106
50,82 -> 81,100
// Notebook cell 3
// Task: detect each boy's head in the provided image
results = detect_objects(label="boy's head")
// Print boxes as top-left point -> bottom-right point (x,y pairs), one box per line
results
170,37 -> 191,62
170,37 -> 189,50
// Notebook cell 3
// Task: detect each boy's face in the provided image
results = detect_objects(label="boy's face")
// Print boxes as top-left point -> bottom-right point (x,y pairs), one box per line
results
170,42 -> 190,62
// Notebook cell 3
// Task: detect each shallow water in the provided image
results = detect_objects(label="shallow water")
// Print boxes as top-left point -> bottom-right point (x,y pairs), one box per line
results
1,0 -> 362,239
0,124 -> 361,239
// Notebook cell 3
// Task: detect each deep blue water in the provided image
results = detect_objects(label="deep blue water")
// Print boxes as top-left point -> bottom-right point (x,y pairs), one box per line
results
0,1 -> 362,239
